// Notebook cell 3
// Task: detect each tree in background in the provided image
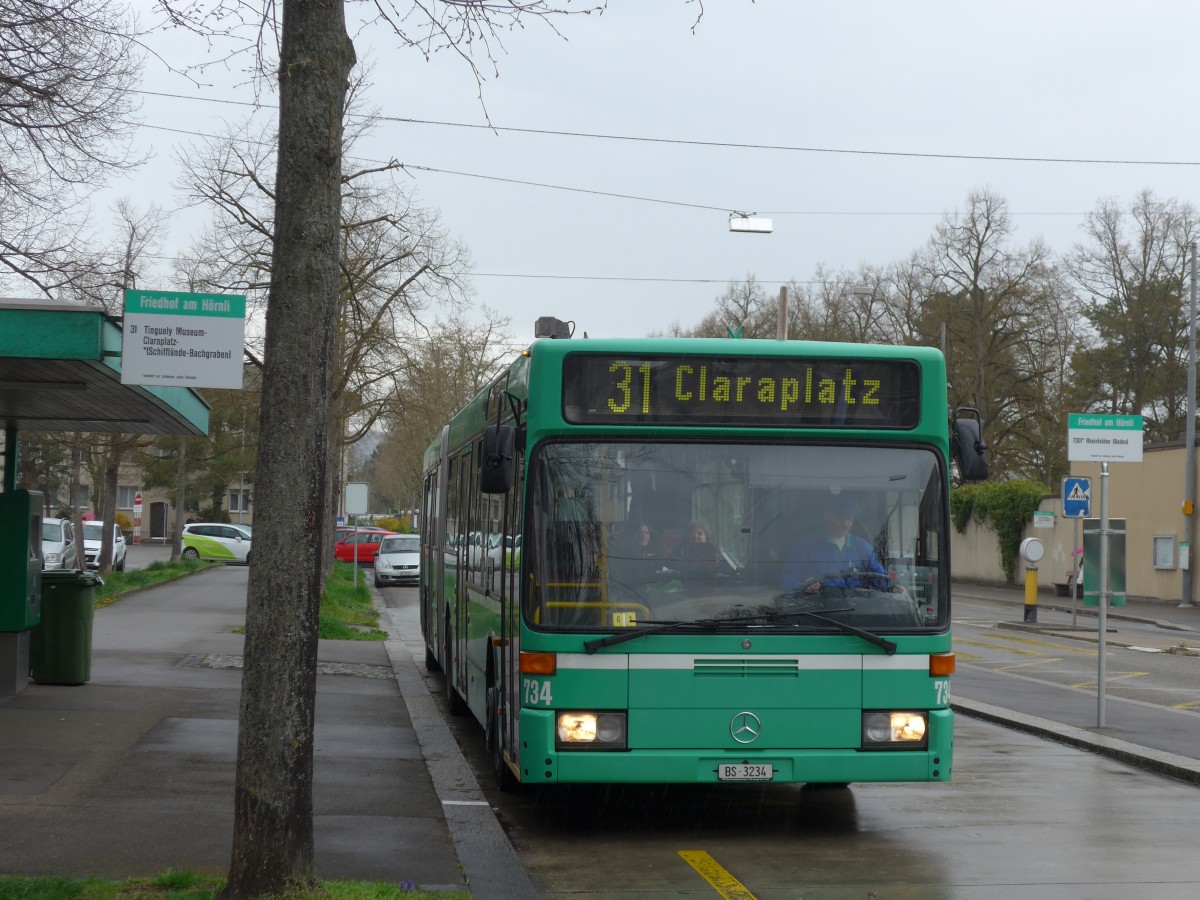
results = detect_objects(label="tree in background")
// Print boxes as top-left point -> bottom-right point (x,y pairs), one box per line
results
21,201 -> 171,572
364,313 -> 515,515
679,275 -> 775,338
172,83 -> 473,538
136,377 -> 261,522
1066,190 -> 1198,443
0,0 -> 142,294
916,189 -> 1064,479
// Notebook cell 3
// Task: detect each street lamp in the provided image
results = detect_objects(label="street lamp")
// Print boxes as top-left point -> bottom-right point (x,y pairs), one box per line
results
728,212 -> 773,234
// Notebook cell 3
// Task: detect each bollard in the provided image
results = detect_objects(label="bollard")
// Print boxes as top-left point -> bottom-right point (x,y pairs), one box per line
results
1024,565 -> 1038,623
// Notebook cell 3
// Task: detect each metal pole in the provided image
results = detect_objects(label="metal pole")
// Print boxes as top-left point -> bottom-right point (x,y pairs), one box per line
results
777,286 -> 788,341
1182,241 -> 1197,608
1072,518 -> 1080,628
1097,462 -> 1109,728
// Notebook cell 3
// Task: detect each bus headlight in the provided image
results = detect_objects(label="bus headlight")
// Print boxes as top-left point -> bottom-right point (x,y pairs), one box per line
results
555,711 -> 627,750
862,711 -> 928,749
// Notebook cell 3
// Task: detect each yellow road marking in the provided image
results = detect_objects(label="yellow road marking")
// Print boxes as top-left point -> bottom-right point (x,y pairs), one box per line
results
955,634 -> 1092,655
993,658 -> 1063,672
679,850 -> 757,900
1071,672 -> 1149,689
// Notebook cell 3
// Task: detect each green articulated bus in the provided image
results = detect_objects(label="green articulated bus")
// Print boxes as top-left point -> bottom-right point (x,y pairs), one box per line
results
420,324 -> 988,791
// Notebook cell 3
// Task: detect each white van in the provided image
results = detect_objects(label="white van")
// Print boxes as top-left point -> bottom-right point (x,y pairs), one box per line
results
82,521 -> 127,572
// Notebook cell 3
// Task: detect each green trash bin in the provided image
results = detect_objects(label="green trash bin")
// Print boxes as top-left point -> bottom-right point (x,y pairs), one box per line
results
30,569 -> 100,685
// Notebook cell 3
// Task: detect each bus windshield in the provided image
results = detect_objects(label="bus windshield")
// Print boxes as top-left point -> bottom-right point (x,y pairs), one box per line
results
526,441 -> 946,633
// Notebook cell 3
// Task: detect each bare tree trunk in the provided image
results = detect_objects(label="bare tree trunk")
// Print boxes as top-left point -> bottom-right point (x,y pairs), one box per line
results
171,437 -> 187,562
98,440 -> 119,576
221,0 -> 355,896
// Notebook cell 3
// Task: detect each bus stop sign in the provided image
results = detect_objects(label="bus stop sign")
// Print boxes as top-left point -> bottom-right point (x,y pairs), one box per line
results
1062,477 -> 1091,518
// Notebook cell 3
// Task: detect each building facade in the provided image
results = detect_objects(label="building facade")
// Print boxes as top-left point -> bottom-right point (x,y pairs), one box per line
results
952,441 -> 1197,604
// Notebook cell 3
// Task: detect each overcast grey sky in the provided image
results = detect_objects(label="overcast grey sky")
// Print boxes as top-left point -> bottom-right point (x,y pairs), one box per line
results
107,0 -> 1200,344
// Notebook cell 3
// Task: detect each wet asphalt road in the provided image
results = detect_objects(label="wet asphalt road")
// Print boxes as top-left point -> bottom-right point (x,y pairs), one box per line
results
379,583 -> 1200,899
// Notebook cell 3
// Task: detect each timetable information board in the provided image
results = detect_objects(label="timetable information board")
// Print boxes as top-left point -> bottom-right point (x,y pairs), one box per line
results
121,289 -> 246,390
1067,414 -> 1143,463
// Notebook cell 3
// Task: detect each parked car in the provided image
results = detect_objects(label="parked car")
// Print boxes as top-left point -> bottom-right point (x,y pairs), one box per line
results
466,531 -> 503,568
373,534 -> 420,587
489,533 -> 521,570
82,520 -> 126,572
334,529 -> 396,565
181,522 -> 253,564
41,517 -> 77,570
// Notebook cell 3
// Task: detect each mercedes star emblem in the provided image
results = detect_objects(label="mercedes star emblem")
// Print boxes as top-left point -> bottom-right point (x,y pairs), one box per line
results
730,711 -> 762,745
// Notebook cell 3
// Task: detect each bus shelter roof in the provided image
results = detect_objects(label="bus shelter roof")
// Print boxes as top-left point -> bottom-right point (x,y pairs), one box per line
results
0,298 -> 209,436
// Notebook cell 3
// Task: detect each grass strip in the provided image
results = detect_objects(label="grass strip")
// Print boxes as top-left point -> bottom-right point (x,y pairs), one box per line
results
93,559 -> 216,608
320,562 -> 387,640
0,869 -> 468,898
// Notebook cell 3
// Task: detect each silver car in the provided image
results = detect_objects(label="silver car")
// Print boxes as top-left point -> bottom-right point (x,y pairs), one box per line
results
41,517 -> 78,570
374,534 -> 420,587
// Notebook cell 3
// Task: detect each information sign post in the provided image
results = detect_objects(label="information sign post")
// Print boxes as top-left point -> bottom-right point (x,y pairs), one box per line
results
344,482 -> 369,588
1067,414 -> 1143,727
1062,476 -> 1091,627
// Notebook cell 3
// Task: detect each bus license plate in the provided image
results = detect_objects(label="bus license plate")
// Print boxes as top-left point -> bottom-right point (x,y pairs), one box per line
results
718,763 -> 774,782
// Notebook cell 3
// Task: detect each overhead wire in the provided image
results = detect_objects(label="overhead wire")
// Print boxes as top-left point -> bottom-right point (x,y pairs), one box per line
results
118,91 -> 1168,287
135,89 -> 1200,167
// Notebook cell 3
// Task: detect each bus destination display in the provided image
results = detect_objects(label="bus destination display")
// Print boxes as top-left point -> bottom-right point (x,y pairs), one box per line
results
562,353 -> 921,428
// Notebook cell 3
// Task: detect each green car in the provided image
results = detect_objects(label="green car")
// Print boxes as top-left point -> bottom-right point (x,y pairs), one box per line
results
181,522 -> 253,564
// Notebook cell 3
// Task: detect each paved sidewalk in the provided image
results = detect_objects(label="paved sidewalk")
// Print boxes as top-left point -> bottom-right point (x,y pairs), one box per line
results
0,565 -> 533,896
951,580 -> 1200,784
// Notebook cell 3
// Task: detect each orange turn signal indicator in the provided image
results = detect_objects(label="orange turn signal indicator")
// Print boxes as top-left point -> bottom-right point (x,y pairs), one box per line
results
929,653 -> 955,677
520,651 -> 556,676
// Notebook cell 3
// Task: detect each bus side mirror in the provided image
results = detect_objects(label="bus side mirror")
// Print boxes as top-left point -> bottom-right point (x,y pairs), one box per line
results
480,424 -> 516,494
951,410 -> 989,481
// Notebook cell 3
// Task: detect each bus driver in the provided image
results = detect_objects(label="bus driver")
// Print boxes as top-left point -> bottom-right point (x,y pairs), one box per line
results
779,495 -> 895,594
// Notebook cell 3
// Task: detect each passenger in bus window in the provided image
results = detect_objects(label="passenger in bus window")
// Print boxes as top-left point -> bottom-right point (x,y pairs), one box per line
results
669,521 -> 722,588
779,496 -> 896,593
609,522 -> 663,591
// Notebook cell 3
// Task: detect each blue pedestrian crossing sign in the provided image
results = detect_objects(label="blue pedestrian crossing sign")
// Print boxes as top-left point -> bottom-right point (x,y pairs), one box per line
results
1062,477 -> 1091,518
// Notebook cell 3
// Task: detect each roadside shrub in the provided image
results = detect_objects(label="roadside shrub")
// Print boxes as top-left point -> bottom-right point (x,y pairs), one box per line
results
951,479 -> 1048,582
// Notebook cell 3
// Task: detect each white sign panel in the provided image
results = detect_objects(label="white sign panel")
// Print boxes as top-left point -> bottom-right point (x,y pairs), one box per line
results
121,289 -> 246,389
1067,413 -> 1143,463
345,482 -> 369,516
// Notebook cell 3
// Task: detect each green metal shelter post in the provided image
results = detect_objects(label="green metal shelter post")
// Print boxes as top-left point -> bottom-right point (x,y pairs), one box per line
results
3,426 -> 16,492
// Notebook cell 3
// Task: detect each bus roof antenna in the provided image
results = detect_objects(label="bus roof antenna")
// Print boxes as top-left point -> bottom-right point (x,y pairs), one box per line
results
535,317 -> 574,339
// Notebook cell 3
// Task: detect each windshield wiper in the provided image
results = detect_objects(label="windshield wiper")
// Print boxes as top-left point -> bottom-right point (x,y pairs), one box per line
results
759,607 -> 897,655
581,608 -> 896,656
582,618 -> 734,654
